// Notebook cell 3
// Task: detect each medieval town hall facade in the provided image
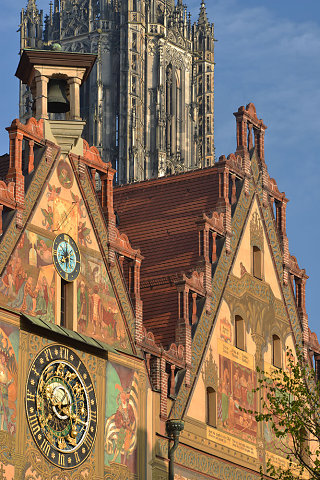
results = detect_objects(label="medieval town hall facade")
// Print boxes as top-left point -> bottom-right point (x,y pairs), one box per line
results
0,1 -> 316,480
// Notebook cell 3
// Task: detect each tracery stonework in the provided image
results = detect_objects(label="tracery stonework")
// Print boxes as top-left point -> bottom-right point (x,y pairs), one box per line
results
20,0 -> 215,184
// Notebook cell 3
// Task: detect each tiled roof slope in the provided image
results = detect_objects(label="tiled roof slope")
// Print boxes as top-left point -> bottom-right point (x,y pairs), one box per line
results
114,167 -> 220,346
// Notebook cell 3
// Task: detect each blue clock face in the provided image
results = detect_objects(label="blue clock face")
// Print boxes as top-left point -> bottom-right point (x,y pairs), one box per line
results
53,234 -> 81,281
57,241 -> 76,273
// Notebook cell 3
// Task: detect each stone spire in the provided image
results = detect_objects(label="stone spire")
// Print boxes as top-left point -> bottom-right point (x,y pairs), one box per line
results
198,0 -> 209,26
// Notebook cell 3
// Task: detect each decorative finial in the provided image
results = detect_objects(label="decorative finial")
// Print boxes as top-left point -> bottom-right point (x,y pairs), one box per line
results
26,0 -> 37,11
198,0 -> 209,26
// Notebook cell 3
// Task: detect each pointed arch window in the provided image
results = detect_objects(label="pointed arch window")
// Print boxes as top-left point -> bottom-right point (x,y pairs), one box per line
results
206,387 -> 217,427
235,315 -> 245,351
272,334 -> 282,368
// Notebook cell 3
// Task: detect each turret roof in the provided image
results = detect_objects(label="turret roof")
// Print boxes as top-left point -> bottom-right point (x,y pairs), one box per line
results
198,0 -> 209,26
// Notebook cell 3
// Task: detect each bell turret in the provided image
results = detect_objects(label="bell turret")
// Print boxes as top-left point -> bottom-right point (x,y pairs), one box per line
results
16,48 -> 96,153
47,79 -> 70,113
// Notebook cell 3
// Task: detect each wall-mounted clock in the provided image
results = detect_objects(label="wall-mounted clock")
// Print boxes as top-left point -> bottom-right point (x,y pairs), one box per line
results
26,344 -> 97,469
52,233 -> 81,282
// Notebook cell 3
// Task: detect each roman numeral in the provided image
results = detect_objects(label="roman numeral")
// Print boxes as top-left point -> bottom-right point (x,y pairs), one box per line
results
26,389 -> 35,402
86,383 -> 94,394
31,365 -> 39,376
84,431 -> 94,450
28,414 -> 40,434
74,451 -> 80,463
40,438 -> 51,456
91,409 -> 97,423
60,347 -> 69,360
44,348 -> 53,362
58,453 -> 65,466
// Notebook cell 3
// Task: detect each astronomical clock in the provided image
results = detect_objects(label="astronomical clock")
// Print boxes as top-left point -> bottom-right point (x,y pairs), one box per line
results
25,344 -> 97,469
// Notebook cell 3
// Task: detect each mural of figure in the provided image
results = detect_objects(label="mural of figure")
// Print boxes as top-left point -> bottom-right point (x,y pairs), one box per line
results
0,263 -> 13,296
246,376 -> 254,407
36,239 -> 53,266
41,205 -> 54,230
220,365 -> 230,427
90,285 -> 102,335
57,160 -> 73,189
105,364 -> 138,473
112,384 -> 135,462
9,276 -> 37,314
12,257 -> 25,294
0,325 -> 18,436
240,371 -> 248,406
77,281 -> 89,333
233,368 -> 241,403
78,221 -> 92,247
35,275 -> 54,319
0,352 -> 13,432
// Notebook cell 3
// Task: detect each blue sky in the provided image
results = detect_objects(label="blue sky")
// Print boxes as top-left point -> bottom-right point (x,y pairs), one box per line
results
0,0 -> 319,338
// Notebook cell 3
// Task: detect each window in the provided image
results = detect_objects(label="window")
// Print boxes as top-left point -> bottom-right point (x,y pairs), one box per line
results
235,315 -> 245,351
272,334 -> 281,368
206,387 -> 217,427
253,246 -> 262,279
60,279 -> 74,329
60,279 -> 67,327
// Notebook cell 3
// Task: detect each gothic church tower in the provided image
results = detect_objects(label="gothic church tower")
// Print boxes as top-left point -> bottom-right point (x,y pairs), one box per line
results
19,0 -> 215,184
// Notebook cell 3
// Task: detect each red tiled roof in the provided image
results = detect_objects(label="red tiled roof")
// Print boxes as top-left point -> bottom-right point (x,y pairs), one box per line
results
114,167 -> 220,346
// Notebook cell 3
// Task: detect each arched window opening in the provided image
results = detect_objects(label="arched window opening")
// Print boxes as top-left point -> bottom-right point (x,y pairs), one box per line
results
253,246 -> 262,279
235,315 -> 245,351
206,387 -> 216,427
272,334 -> 281,368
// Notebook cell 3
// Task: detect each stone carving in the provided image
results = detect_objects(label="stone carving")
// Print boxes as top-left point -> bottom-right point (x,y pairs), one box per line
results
20,0 -> 214,184
201,346 -> 218,390
250,211 -> 264,250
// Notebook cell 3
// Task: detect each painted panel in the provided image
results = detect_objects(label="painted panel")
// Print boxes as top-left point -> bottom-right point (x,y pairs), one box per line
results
0,156 -> 131,351
31,158 -> 98,251
104,362 -> 139,476
218,340 -> 256,443
0,320 -> 19,436
77,252 -> 129,351
0,231 -> 56,322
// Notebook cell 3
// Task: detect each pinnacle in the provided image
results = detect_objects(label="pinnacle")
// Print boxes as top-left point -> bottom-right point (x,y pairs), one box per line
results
198,0 -> 209,26
26,0 -> 38,11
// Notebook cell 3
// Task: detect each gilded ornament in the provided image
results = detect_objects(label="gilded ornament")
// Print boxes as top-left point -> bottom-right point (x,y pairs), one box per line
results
26,344 -> 97,469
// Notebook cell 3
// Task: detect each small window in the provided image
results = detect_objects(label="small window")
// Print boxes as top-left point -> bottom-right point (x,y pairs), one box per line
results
253,246 -> 262,279
272,334 -> 281,368
61,278 -> 67,327
60,279 -> 74,329
235,315 -> 245,351
206,387 -> 216,427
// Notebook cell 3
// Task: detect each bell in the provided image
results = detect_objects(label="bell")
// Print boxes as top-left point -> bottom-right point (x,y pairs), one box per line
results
47,79 -> 70,114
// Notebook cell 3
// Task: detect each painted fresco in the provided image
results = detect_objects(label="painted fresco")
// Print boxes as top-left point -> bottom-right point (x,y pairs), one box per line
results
77,252 -> 129,350
33,159 -> 96,248
0,156 -> 130,349
104,362 -> 138,475
0,231 -> 55,322
0,321 -> 19,435
218,343 -> 257,444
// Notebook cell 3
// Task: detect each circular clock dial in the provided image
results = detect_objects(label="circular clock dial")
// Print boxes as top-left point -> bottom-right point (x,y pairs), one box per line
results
26,344 -> 97,469
52,234 -> 80,281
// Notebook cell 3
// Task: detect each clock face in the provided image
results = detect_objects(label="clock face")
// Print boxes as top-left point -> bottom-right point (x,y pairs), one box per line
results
52,234 -> 80,281
26,344 -> 97,469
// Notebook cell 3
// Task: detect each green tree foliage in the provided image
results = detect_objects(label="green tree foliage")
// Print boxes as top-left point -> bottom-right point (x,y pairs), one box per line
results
255,350 -> 320,480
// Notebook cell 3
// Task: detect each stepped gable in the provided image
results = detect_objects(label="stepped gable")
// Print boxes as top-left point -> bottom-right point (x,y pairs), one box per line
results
114,166 -> 220,346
